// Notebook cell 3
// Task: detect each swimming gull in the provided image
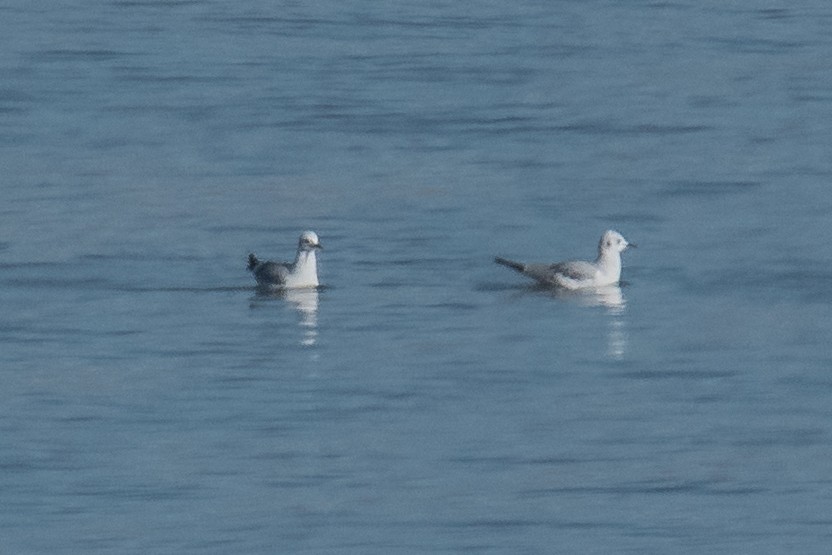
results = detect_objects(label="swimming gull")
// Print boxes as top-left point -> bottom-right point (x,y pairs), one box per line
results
495,230 -> 635,289
248,230 -> 323,288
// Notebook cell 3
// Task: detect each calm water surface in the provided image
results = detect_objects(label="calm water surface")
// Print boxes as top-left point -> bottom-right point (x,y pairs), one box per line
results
2,1 -> 832,553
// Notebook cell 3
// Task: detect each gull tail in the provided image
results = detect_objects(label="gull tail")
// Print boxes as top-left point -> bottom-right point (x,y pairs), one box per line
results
247,253 -> 259,271
494,257 -> 526,273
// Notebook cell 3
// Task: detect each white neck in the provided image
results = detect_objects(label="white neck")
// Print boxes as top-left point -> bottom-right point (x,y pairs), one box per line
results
287,249 -> 318,287
594,249 -> 622,284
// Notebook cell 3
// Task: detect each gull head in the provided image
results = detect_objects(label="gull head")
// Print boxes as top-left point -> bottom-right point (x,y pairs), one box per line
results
298,230 -> 323,251
599,230 -> 634,254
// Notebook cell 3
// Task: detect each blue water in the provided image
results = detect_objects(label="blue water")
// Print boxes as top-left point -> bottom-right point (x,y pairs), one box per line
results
3,1 -> 832,553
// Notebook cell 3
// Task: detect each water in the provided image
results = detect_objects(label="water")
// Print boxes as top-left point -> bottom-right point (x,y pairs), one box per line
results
2,1 -> 832,553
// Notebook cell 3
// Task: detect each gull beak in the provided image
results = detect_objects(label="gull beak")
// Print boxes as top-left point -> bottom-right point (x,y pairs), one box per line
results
314,242 -> 323,250
627,242 -> 637,249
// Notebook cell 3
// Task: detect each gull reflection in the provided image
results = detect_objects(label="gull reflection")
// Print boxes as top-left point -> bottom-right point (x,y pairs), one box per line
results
550,284 -> 625,311
252,286 -> 320,347
595,286 -> 628,360
548,284 -> 629,359
282,288 -> 319,347
606,316 -> 627,360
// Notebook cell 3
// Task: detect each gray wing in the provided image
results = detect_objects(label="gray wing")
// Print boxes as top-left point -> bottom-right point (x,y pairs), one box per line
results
523,260 -> 597,284
549,260 -> 598,280
253,261 -> 291,285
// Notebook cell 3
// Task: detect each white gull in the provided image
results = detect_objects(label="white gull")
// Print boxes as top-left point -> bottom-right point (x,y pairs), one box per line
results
495,230 -> 635,290
247,230 -> 323,288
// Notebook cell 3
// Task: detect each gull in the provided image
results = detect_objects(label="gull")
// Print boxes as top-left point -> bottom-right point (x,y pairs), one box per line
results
495,230 -> 635,290
247,230 -> 323,288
